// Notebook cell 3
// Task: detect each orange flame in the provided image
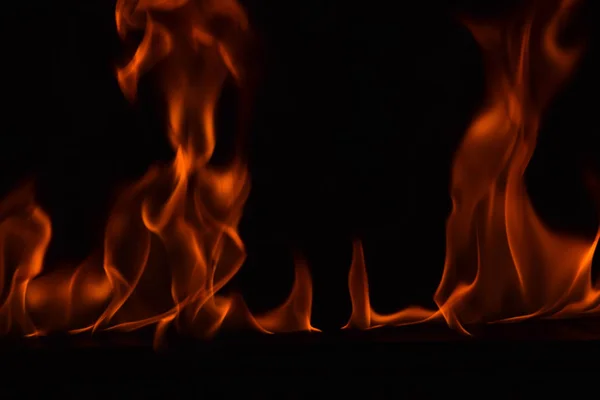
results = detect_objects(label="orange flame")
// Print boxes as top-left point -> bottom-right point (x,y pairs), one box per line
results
255,258 -> 321,333
0,0 -> 597,343
0,0 -> 317,345
346,0 -> 600,334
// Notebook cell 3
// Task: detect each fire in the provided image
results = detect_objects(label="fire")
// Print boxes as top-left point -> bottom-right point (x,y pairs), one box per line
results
346,0 -> 600,334
0,0 -> 597,344
0,0 -> 317,344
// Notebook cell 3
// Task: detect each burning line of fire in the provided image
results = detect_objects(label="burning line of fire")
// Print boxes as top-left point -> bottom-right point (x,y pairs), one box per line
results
0,0 -> 598,345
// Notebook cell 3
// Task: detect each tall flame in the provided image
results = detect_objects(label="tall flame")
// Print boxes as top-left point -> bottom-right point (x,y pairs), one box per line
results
109,0 -> 318,338
102,0 -> 258,340
0,0 -> 318,344
346,0 -> 600,333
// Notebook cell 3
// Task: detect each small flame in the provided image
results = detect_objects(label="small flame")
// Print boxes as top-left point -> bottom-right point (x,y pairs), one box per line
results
255,258 -> 320,333
344,240 -> 439,330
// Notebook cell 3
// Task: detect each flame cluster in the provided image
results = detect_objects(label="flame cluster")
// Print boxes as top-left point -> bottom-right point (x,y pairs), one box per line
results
0,0 -> 597,344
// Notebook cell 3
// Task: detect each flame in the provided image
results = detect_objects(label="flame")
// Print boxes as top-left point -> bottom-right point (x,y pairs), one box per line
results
107,0 -> 318,339
345,240 -> 439,330
0,0 -> 317,344
255,258 -> 321,333
0,0 -> 597,343
346,0 -> 600,333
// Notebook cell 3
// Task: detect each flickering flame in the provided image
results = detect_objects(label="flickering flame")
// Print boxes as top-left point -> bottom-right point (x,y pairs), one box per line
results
346,0 -> 600,334
0,0 -> 598,344
0,0 -> 316,344
255,258 -> 320,333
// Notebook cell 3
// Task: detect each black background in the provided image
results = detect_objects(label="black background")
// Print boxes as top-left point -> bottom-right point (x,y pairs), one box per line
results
1,0 -> 599,333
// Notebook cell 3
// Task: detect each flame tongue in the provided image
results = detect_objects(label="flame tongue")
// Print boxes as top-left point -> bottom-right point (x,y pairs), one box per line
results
0,186 -> 50,336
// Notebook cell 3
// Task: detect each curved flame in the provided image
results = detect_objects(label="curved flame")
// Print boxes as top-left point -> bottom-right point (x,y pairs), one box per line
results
0,0 -> 317,344
346,0 -> 600,333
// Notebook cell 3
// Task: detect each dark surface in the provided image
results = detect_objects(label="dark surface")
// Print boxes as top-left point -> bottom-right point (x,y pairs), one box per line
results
2,322 -> 600,398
